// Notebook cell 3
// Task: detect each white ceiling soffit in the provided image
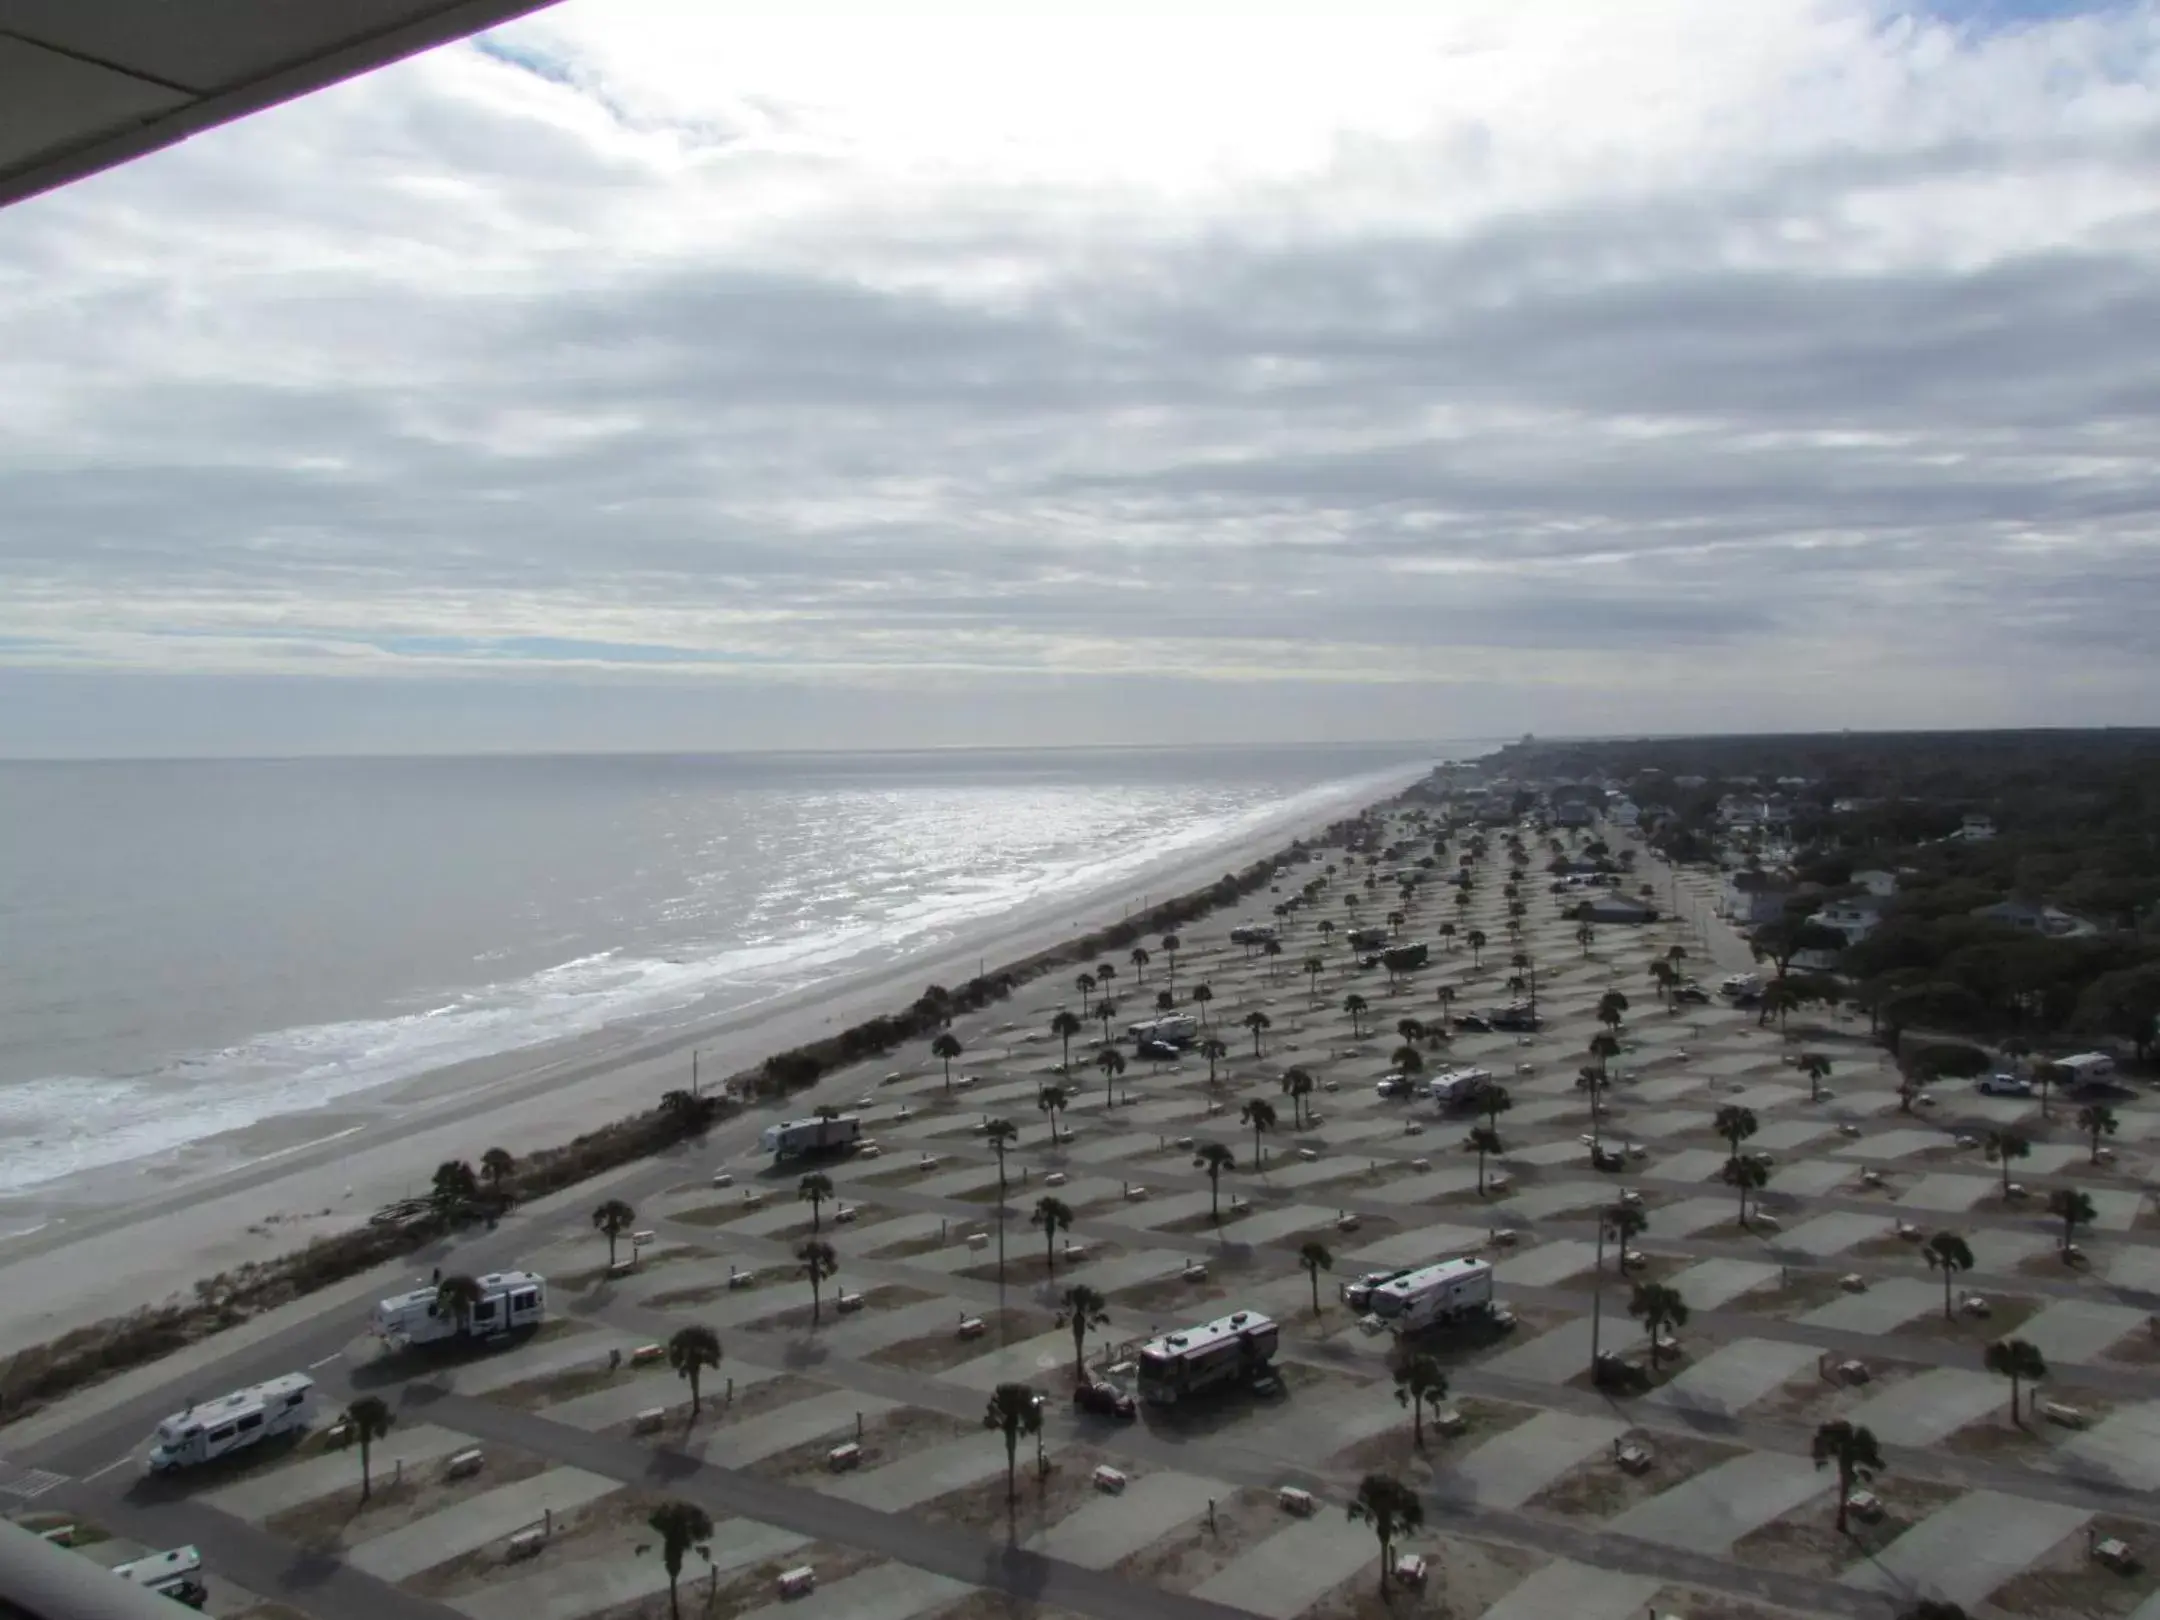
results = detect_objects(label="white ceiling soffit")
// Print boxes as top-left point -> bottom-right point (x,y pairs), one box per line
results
0,0 -> 560,210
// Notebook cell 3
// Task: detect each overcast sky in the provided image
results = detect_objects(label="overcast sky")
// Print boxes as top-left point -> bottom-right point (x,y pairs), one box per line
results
2,0 -> 2156,756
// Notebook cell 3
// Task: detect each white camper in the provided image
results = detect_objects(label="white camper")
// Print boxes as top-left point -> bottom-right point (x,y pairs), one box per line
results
1428,1067 -> 1493,1107
759,1114 -> 863,1160
1135,1310 -> 1280,1406
1340,1267 -> 1415,1311
145,1373 -> 314,1473
111,1546 -> 209,1605
1364,1258 -> 1495,1333
371,1269 -> 547,1349
1129,1015 -> 1199,1048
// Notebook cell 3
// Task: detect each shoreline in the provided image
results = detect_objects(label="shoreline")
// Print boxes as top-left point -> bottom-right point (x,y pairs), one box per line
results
0,760 -> 1436,1363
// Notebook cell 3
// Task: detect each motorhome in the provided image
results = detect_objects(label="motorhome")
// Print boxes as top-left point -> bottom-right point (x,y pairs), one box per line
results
145,1374 -> 314,1473
111,1546 -> 209,1607
760,1114 -> 863,1160
1128,1014 -> 1199,1048
1340,1266 -> 1414,1311
1364,1258 -> 1495,1333
1134,1310 -> 1280,1406
1347,927 -> 1388,953
372,1269 -> 547,1349
1429,1067 -> 1494,1108
1720,973 -> 1763,999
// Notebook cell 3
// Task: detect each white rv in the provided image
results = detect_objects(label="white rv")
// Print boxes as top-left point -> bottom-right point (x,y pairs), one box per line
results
371,1269 -> 547,1349
760,1114 -> 862,1160
112,1546 -> 209,1606
1340,1266 -> 1414,1311
1128,1015 -> 1199,1048
146,1373 -> 314,1473
1428,1067 -> 1493,1107
1364,1257 -> 1495,1333
1134,1309 -> 1280,1406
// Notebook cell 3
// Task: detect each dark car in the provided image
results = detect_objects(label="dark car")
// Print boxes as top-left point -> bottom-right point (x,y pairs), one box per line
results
1135,1038 -> 1181,1060
1673,985 -> 1710,1004
1247,1366 -> 1286,1397
1453,1013 -> 1492,1033
1074,1380 -> 1135,1418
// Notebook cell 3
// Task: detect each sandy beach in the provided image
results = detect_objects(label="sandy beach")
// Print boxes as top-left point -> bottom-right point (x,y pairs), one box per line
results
0,764 -> 1431,1362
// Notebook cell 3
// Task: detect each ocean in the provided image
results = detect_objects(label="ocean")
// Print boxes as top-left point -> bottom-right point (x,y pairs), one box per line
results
0,744 -> 1448,1195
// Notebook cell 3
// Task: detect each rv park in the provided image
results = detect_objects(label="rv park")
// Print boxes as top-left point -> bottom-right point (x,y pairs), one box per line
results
8,781 -> 2160,1620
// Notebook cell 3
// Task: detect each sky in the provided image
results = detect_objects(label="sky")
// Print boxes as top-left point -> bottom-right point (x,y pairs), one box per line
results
1,0 -> 2156,756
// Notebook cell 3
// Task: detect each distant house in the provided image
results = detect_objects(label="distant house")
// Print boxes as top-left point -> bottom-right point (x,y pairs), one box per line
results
1577,895 -> 1658,925
1721,870 -> 1791,927
1960,813 -> 1997,842
1608,798 -> 1641,829
1851,869 -> 1899,898
1810,893 -> 1887,946
1674,775 -> 1707,789
1718,796 -> 1769,829
1831,797 -> 1879,815
1972,900 -> 2095,939
1552,802 -> 1595,828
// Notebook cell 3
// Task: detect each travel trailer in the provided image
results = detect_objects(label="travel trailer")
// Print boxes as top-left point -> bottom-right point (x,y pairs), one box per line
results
1134,1310 -> 1280,1406
1128,1014 -> 1199,1048
1429,1067 -> 1494,1107
760,1114 -> 863,1160
1340,1266 -> 1415,1311
1363,1258 -> 1496,1333
145,1374 -> 314,1473
111,1546 -> 209,1607
372,1269 -> 547,1349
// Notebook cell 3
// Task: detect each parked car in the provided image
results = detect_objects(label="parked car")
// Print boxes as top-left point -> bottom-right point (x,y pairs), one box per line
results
1977,1073 -> 2033,1097
1136,1038 -> 1181,1061
1453,1014 -> 1492,1033
1074,1379 -> 1136,1418
1375,1075 -> 1416,1100
1674,984 -> 1711,1004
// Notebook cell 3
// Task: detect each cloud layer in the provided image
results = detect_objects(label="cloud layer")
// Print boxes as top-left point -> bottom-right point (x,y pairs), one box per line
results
2,0 -> 2157,751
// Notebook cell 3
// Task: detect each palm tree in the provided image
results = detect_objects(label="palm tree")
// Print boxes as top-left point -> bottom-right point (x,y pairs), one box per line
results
1798,1051 -> 1833,1101
1299,1240 -> 1333,1316
1985,1337 -> 2047,1423
1095,960 -> 1118,996
2035,1059 -> 2058,1118
1576,1065 -> 1608,1147
1722,1156 -> 1769,1226
1304,956 -> 1325,998
1392,1045 -> 1425,1080
1192,983 -> 1214,1025
1162,934 -> 1181,990
1343,992 -> 1369,1037
1243,1009 -> 1272,1058
1466,928 -> 1487,967
343,1395 -> 394,1504
480,1147 -> 516,1202
1924,1231 -> 1975,1320
1985,1128 -> 2031,1196
1629,1281 -> 1689,1370
436,1273 -> 483,1333
1281,1066 -> 1315,1127
1036,1084 -> 1069,1139
1604,1200 -> 1648,1271
1715,1104 -> 1759,1165
1648,958 -> 1677,1008
1192,1141 -> 1237,1222
1575,921 -> 1596,956
984,1116 -> 1017,1202
2049,1187 -> 2096,1256
1095,1045 -> 1126,1108
1095,996 -> 1118,1045
644,1499 -> 714,1620
1393,1354 -> 1449,1448
1464,1124 -> 1504,1195
2078,1103 -> 2119,1164
1155,988 -> 1176,1015
1050,1010 -> 1084,1073
983,1383 -> 1043,1511
1596,989 -> 1629,1034
932,1032 -> 963,1091
1346,1473 -> 1423,1596
1075,971 -> 1095,1014
431,1159 -> 480,1220
1199,1038 -> 1228,1086
593,1198 -> 636,1268
1057,1284 -> 1109,1376
797,1239 -> 838,1325
1241,1098 -> 1278,1169
1434,983 -> 1457,1021
1396,1017 -> 1425,1047
667,1325 -> 722,1420
1811,1420 -> 1884,1534
1032,1196 -> 1073,1275
1588,1030 -> 1621,1079
797,1171 -> 834,1234
1479,1083 -> 1512,1127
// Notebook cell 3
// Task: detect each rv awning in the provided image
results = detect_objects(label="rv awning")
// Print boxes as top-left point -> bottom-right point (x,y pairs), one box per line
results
0,0 -> 559,210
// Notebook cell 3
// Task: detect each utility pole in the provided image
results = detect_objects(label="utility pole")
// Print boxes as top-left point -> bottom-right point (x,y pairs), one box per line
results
692,1049 -> 699,1098
1589,1210 -> 1608,1368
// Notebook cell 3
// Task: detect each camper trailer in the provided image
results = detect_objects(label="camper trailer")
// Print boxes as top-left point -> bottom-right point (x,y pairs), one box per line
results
1135,1310 -> 1280,1406
1429,1067 -> 1494,1108
1340,1266 -> 1415,1311
1128,1014 -> 1199,1048
759,1114 -> 863,1161
372,1270 -> 547,1349
111,1546 -> 209,1608
145,1374 -> 314,1473
1363,1258 -> 1495,1333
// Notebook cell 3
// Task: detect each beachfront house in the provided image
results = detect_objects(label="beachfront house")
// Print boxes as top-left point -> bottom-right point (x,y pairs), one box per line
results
1960,813 -> 1997,842
1852,869 -> 1899,898
1812,893 -> 1888,946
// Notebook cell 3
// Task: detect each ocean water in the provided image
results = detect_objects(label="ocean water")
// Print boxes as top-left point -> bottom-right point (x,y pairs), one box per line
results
0,744 -> 1444,1194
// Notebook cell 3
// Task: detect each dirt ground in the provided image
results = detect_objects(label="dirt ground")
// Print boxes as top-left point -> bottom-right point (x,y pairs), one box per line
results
1522,1428 -> 1745,1521
1728,1475 -> 1964,1579
554,1243 -> 711,1290
1640,1583 -> 1816,1620
2099,1322 -> 2160,1368
1326,1398 -> 1541,1485
584,1542 -> 882,1620
404,1486 -> 652,1598
1300,1533 -> 1546,1620
956,1242 -> 1125,1287
1941,1388 -> 2115,1460
926,1595 -> 1093,1620
1113,1485 -> 1284,1593
1730,1269 -> 1864,1318
622,1371 -> 828,1441
1891,1293 -> 2041,1346
866,1307 -> 1045,1374
917,1443 -> 1123,1542
648,1271 -> 778,1308
265,1444 -> 550,1549
1989,1514 -> 2160,1619
1748,1358 -> 1929,1428
740,1283 -> 941,1336
482,1355 -> 671,1413
748,1404 -> 974,1484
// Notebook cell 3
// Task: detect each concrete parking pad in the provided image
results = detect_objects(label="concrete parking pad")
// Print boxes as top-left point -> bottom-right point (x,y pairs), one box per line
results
1508,1138 -> 1596,1168
1497,1239 -> 1600,1286
948,1328 -> 1078,1391
1476,1560 -> 1663,1620
1652,1198 -> 1740,1237
455,1517 -> 809,1620
1488,1317 -> 1641,1384
1766,1159 -> 1858,1198
1026,1468 -> 1226,1566
1069,1249 -> 1186,1293
2085,1188 -> 2146,1231
1442,1410 -> 1629,1510
1777,1210 -> 1891,1256
1749,1118 -> 1836,1151
812,1298 -> 972,1359
1343,1225 -> 1489,1266
1844,1490 -> 2090,1608
1643,1338 -> 1818,1420
824,1430 -> 1056,1511
1894,1173 -> 1994,1213
1606,1450 -> 1830,1554
2018,1299 -> 2149,1363
1367,1166 -> 1484,1203
1844,1368 -> 2004,1447
1966,1227 -> 2053,1273
1664,1257 -> 1781,1310
1506,1182 -> 1611,1221
2061,1401 -> 2160,1490
205,1422 -> 474,1521
2108,1247 -> 2160,1294
453,1332 -> 640,1397
347,1466 -> 619,1580
543,1361 -> 786,1430
729,1561 -> 971,1620
1797,1276 -> 1939,1334
1191,1507 -> 1381,1618
1832,1129 -> 1941,1161
1649,1149 -> 1730,1183
700,1389 -> 897,1467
